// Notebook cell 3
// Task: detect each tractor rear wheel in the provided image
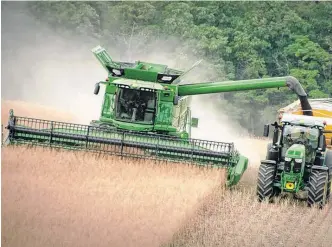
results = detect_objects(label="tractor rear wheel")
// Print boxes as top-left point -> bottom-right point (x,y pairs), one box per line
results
307,170 -> 329,208
328,174 -> 331,201
325,150 -> 332,200
257,163 -> 277,202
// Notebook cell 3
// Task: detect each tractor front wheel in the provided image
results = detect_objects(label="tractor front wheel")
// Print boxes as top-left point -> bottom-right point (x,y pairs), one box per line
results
257,163 -> 277,202
307,170 -> 329,208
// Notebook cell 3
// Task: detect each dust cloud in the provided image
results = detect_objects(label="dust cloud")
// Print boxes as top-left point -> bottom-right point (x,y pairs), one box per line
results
190,95 -> 268,165
1,2 -> 105,124
190,95 -> 248,142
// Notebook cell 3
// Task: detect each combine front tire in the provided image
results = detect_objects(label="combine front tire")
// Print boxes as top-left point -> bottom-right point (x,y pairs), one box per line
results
307,170 -> 329,208
257,161 -> 277,202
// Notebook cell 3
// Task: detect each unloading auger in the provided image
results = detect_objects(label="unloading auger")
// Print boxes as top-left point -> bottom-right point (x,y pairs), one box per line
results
4,45 -> 313,187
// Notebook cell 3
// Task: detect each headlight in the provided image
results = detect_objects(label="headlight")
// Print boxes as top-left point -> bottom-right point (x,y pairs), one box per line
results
295,158 -> 302,163
285,157 -> 291,161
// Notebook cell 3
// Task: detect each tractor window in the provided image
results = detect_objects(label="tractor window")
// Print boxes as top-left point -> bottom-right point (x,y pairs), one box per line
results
283,125 -> 319,149
115,87 -> 156,124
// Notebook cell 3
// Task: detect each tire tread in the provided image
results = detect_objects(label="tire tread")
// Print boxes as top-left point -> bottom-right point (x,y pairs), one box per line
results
257,163 -> 276,202
307,170 -> 328,208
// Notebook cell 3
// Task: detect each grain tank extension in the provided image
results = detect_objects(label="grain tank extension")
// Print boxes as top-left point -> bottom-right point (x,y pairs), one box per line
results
4,45 -> 312,187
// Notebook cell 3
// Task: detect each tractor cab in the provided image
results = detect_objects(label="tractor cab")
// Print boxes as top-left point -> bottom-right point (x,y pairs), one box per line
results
264,113 -> 327,162
282,125 -> 319,148
281,114 -> 326,156
259,114 -> 331,206
281,124 -> 320,164
262,113 -> 328,192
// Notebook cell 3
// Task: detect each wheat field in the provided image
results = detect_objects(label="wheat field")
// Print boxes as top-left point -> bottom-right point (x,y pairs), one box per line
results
1,100 -> 332,247
1,100 -> 226,247
167,171 -> 332,247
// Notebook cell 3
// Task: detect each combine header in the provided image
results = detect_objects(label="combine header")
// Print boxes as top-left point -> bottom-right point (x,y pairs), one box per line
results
4,45 -> 312,187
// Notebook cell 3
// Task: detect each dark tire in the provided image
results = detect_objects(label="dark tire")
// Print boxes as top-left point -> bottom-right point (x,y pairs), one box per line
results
327,175 -> 331,201
257,163 -> 277,202
307,170 -> 329,208
326,150 -> 332,169
325,150 -> 332,200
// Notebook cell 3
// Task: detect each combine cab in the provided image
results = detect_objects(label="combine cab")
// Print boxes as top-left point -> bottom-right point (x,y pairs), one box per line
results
3,45 -> 315,188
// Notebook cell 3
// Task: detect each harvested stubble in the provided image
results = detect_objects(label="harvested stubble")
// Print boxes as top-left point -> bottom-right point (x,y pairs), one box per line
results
166,165 -> 332,247
163,137 -> 332,247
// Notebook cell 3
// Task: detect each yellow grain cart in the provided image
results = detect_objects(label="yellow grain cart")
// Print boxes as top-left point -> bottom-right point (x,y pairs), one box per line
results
278,98 -> 332,149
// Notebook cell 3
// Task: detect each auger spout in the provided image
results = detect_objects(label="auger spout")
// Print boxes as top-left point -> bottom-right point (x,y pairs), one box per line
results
178,76 -> 313,116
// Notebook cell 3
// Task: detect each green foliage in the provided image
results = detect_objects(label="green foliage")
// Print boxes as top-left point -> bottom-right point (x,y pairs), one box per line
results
28,2 -> 100,37
23,1 -> 332,135
162,2 -> 195,35
285,35 -> 332,98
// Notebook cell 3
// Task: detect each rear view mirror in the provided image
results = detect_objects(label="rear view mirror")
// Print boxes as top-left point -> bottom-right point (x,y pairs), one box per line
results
191,118 -> 199,128
263,124 -> 270,137
94,83 -> 100,95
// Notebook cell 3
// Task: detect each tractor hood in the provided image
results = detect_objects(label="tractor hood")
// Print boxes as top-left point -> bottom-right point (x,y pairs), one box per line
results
285,144 -> 305,160
282,144 -> 306,192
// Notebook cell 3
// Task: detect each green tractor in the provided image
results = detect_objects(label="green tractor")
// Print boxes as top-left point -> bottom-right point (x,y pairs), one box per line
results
257,113 -> 332,208
4,45 -> 313,188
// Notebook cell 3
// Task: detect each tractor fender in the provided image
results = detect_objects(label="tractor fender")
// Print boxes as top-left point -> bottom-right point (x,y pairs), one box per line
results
266,142 -> 279,161
311,165 -> 329,171
260,160 -> 277,166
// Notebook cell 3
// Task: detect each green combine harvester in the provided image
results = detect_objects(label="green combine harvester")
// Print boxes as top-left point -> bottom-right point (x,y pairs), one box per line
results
4,45 -> 313,187
257,114 -> 332,208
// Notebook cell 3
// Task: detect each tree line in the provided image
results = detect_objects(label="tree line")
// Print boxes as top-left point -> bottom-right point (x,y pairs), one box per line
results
21,1 -> 332,134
